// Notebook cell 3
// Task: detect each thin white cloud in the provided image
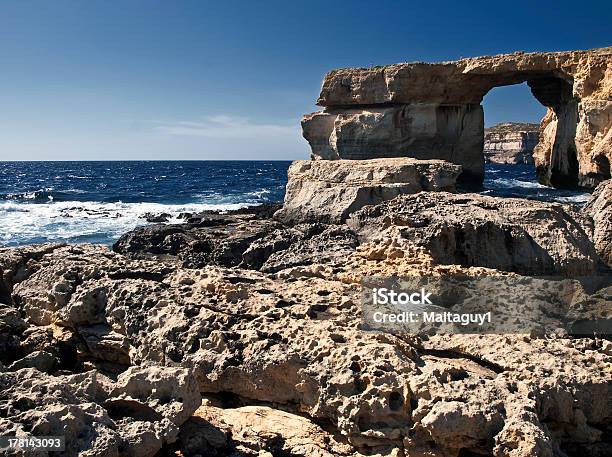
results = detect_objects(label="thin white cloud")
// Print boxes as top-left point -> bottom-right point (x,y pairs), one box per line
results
152,115 -> 300,139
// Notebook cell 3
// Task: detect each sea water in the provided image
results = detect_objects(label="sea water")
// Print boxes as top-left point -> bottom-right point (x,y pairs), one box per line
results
0,161 -> 590,247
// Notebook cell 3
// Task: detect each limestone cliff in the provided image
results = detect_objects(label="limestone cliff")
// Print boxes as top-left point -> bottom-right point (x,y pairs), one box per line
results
303,47 -> 612,189
484,122 -> 539,164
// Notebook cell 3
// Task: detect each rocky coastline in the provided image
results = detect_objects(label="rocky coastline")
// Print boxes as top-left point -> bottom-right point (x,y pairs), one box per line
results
1,174 -> 611,456
1,47 -> 612,457
304,47 -> 612,189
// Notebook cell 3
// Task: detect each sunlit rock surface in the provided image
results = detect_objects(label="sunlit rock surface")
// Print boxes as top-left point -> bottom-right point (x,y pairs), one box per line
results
304,47 -> 612,189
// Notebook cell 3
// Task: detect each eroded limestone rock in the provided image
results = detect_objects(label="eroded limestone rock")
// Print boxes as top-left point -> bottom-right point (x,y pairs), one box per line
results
274,158 -> 461,223
484,122 -> 539,164
304,47 -> 612,189
0,365 -> 200,457
348,192 -> 605,276
180,401 -> 363,456
584,179 -> 612,266
0,240 -> 610,456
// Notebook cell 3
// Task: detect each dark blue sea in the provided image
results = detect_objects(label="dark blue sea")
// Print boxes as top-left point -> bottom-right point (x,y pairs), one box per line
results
0,161 -> 590,247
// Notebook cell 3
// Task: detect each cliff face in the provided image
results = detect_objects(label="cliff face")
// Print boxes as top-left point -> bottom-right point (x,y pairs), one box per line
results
303,47 -> 612,189
484,122 -> 539,164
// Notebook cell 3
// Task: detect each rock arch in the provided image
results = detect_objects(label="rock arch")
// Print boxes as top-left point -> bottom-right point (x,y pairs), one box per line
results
302,47 -> 611,190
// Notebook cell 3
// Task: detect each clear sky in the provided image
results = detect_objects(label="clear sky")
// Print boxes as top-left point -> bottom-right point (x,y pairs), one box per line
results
0,0 -> 610,161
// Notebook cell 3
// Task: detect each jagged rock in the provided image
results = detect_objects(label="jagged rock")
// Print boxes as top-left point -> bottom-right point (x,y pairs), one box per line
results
0,366 -> 200,457
584,179 -> 612,266
348,192 -> 605,276
8,350 -> 57,373
11,244 -> 171,327
0,243 -> 66,303
484,122 -> 539,164
78,324 -> 131,366
114,216 -> 359,274
274,158 -> 461,223
0,305 -> 28,365
113,215 -> 282,268
2,243 -> 611,456
141,212 -> 171,223
180,401 -> 368,456
0,302 -> 77,371
242,223 -> 359,272
305,47 -> 612,189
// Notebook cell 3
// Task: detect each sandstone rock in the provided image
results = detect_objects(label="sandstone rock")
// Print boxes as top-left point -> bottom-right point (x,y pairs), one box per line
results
348,192 -> 605,276
484,122 -> 539,164
0,366 -> 200,457
305,47 -> 612,189
182,402 -> 366,456
584,179 -> 612,266
275,158 -> 462,223
1,232 -> 611,455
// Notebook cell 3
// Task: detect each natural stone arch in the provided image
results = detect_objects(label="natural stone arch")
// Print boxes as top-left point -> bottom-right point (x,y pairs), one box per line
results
302,47 -> 612,190
482,73 -> 579,188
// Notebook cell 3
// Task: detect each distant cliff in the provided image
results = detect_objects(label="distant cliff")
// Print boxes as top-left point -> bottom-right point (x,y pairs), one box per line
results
484,122 -> 539,164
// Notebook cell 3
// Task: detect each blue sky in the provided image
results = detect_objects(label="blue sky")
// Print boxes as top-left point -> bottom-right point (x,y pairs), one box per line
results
0,1 -> 610,160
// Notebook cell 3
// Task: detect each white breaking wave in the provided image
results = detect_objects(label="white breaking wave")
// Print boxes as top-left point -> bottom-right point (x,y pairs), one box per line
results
553,194 -> 591,204
0,200 -> 254,246
490,178 -> 550,189
246,188 -> 272,198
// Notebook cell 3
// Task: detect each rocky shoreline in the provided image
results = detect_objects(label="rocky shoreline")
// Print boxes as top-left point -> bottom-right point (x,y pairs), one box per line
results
1,174 -> 611,456
1,46 -> 612,457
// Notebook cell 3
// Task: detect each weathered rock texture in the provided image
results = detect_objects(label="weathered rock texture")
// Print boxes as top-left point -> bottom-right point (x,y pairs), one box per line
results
1,233 -> 611,456
584,179 -> 612,266
484,122 -> 539,164
303,47 -> 612,189
348,192 -> 605,276
0,364 -> 200,456
275,158 -> 461,223
1,193 -> 611,456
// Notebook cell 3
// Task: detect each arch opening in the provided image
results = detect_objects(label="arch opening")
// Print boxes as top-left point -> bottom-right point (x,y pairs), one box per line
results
477,73 -> 580,191
477,77 -> 589,202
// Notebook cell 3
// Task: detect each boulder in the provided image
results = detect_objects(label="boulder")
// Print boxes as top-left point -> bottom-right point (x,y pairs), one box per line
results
181,402 -> 362,457
274,158 -> 461,224
584,179 -> 612,266
348,192 -> 605,276
304,47 -> 612,189
0,366 -> 200,457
